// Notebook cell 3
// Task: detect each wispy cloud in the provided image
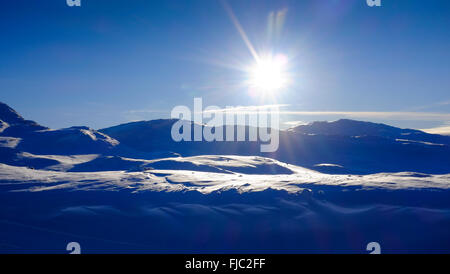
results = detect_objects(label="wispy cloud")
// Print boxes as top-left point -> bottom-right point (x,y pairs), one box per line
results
276,111 -> 450,121
437,100 -> 450,106
283,120 -> 308,127
202,104 -> 289,113
407,99 -> 450,111
420,126 -> 450,135
202,107 -> 450,121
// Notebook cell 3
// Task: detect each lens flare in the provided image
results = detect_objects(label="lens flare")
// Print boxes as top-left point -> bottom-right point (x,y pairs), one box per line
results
248,54 -> 289,93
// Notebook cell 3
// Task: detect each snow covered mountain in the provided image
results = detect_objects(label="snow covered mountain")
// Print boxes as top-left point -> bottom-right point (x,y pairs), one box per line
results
291,119 -> 450,145
0,102 -> 450,253
0,102 -> 119,155
0,102 -> 47,136
2,101 -> 449,174
100,119 -> 450,174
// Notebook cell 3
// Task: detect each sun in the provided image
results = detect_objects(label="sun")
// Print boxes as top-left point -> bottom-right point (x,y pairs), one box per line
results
248,54 -> 289,93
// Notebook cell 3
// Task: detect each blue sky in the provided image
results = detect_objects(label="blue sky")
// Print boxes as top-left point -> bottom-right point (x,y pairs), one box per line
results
1,0 -> 449,132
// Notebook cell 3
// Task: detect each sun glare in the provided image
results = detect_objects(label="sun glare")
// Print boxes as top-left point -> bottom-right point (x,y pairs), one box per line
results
248,54 -> 289,93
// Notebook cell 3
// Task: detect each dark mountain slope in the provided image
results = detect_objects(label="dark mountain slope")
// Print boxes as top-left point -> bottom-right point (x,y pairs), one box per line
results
101,119 -> 450,174
292,119 -> 450,145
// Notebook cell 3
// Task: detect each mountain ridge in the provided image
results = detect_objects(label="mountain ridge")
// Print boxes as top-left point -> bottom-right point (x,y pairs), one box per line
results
1,101 -> 450,174
291,118 -> 450,145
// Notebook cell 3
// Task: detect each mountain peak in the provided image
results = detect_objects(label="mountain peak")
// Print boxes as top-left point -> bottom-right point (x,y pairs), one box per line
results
292,119 -> 422,138
0,101 -> 26,125
0,102 -> 47,136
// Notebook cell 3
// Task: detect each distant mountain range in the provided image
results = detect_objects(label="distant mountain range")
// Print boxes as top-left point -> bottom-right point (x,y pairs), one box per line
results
1,101 -> 450,254
291,119 -> 450,145
1,101 -> 450,174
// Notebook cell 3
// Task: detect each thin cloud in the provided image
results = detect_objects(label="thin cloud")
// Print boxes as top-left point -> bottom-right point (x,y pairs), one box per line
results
283,120 -> 308,127
407,99 -> 450,111
437,100 -> 450,106
202,104 -> 289,113
420,126 -> 450,135
203,108 -> 450,121
277,111 -> 450,121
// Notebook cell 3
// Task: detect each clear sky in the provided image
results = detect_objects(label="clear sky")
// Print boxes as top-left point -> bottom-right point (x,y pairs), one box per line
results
1,0 -> 449,133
